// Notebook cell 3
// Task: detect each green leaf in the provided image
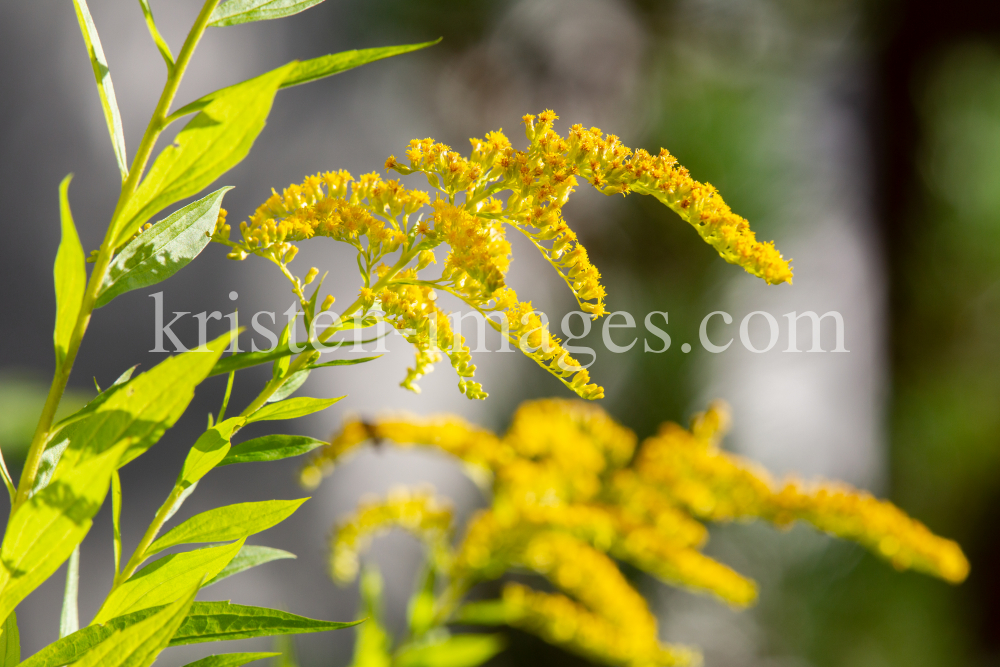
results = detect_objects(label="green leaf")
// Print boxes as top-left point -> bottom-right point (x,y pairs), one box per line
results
308,355 -> 381,370
93,540 -> 244,624
115,64 -> 294,246
137,0 -> 174,68
266,370 -> 310,403
163,481 -> 199,524
176,417 -> 244,488
53,333 -> 231,475
208,0 -> 328,26
0,444 -> 125,622
21,602 -> 357,667
181,653 -> 279,667
147,499 -> 307,556
54,175 -> 86,367
71,0 -> 127,178
31,438 -> 70,496
218,434 -> 325,466
97,187 -> 233,308
60,545 -> 81,638
71,581 -> 198,667
204,545 -> 296,587
112,470 -> 123,574
395,635 -> 506,667
0,613 -> 18,666
279,41 -> 441,89
245,396 -> 342,423
169,601 -> 361,644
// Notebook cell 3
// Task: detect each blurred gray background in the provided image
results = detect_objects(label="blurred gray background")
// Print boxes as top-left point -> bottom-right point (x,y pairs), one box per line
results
2,0 -> 999,665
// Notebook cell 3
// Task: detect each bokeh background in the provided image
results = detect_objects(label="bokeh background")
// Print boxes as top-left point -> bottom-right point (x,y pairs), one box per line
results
1,0 -> 999,665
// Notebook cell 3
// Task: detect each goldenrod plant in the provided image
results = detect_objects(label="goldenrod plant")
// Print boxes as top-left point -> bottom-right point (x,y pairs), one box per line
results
304,400 -> 969,667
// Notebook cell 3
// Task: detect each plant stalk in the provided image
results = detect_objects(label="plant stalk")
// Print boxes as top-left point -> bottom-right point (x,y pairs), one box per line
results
14,0 -> 221,510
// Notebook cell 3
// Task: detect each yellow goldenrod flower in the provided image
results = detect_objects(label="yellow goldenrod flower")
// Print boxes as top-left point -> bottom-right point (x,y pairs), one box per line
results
330,486 -> 454,584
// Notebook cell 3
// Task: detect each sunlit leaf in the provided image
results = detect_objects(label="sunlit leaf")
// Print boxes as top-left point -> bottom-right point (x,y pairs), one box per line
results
279,41 -> 440,89
71,582 -> 197,667
0,444 -> 125,622
59,545 -> 81,638
148,499 -> 307,555
218,434 -> 325,466
204,545 -> 296,586
71,0 -> 127,178
208,0 -> 328,26
54,175 -> 86,366
97,187 -> 232,307
0,612 -> 18,666
266,370 -> 309,403
176,417 -> 244,488
169,601 -> 362,644
395,635 -> 506,667
93,540 -> 244,624
245,396 -> 342,423
115,64 -> 294,246
181,653 -> 279,667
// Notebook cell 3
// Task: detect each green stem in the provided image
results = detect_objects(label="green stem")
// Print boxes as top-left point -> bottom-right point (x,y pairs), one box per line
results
14,0 -> 220,511
115,484 -> 184,585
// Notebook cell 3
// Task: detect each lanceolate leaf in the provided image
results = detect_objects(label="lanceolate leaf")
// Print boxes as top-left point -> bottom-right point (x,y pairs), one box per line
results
218,434 -> 326,466
208,0 -> 328,26
97,187 -> 232,307
71,582 -> 198,667
177,417 -> 244,488
204,545 -> 296,586
112,470 -> 123,574
71,0 -> 128,178
266,370 -> 309,403
181,653 -> 279,667
22,602 -> 356,667
93,541 -> 244,624
54,175 -> 86,366
169,601 -> 362,644
279,41 -> 441,89
60,546 -> 81,638
114,64 -> 294,246
147,498 -> 307,555
0,612 -> 18,666
0,444 -> 125,622
53,333 -> 231,476
246,396 -> 343,423
395,635 -> 507,667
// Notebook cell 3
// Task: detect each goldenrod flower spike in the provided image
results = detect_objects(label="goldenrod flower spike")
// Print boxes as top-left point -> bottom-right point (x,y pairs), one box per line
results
329,485 -> 454,584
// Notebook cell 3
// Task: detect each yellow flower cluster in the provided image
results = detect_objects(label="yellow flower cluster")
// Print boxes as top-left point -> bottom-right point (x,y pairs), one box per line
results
330,486 -> 453,584
216,110 -> 787,401
308,398 -> 968,667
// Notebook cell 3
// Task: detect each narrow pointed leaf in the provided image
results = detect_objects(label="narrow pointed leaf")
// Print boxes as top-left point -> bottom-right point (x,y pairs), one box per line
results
60,546 -> 81,638
53,333 -> 231,476
97,187 -> 232,307
0,612 -> 18,666
137,0 -> 174,68
163,481 -> 198,524
169,601 -> 362,644
395,635 -> 506,667
112,470 -> 123,574
177,417 -> 244,488
266,370 -> 309,403
148,498 -> 307,556
208,0 -> 328,26
31,438 -> 71,496
246,396 -> 342,423
204,545 -> 296,587
93,540 -> 244,624
218,434 -> 325,466
71,0 -> 127,178
181,653 -> 279,667
0,444 -> 125,622
115,64 -> 294,245
280,41 -> 440,89
54,175 -> 86,366
309,355 -> 381,370
71,582 -> 197,667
